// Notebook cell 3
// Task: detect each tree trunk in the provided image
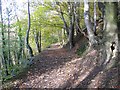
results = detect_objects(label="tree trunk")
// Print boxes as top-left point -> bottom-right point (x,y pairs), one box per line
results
7,8 -> 13,66
74,3 -> 88,38
56,2 -> 69,36
26,0 -> 34,57
15,14 -> 23,64
94,0 -> 97,35
98,2 -> 105,18
74,2 -> 81,35
17,27 -> 23,64
39,31 -> 41,53
84,0 -> 97,47
118,3 -> 120,53
0,0 -> 9,76
103,2 -> 119,68
34,30 -> 41,53
68,2 -> 75,49
17,18 -> 23,64
13,0 -> 23,64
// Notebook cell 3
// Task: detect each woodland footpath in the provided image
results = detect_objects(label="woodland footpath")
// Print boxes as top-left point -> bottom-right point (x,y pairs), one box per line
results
0,0 -> 120,89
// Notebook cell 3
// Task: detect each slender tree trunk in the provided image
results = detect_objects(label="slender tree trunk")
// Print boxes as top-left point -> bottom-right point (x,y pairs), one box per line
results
17,27 -> 23,64
26,0 -> 34,57
0,0 -> 9,76
74,2 -> 81,35
94,0 -> 97,35
84,0 -> 97,47
6,8 -> 13,66
98,1 -> 105,18
17,19 -> 23,64
22,42 -> 26,58
68,2 -> 75,49
56,2 -> 69,36
15,14 -> 23,64
118,3 -> 120,53
34,30 -> 41,53
60,12 -> 69,36
13,0 -> 23,64
39,31 -> 41,53
74,2 -> 88,38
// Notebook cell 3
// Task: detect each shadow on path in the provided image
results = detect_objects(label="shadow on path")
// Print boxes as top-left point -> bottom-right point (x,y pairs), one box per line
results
76,65 -> 104,88
14,48 -> 78,88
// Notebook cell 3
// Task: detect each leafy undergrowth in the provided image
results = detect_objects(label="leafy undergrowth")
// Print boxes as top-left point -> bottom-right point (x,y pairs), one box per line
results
76,42 -> 88,56
2,41 -> 119,89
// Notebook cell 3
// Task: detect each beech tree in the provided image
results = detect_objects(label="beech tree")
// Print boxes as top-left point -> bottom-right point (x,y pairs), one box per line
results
55,2 -> 76,49
56,2 -> 69,37
74,2 -> 81,35
94,0 -> 97,35
6,7 -> 13,66
102,2 -> 119,67
0,0 -> 9,76
68,2 -> 75,49
13,1 -> 24,64
33,29 -> 41,53
26,0 -> 34,57
84,0 -> 97,47
83,0 -> 119,68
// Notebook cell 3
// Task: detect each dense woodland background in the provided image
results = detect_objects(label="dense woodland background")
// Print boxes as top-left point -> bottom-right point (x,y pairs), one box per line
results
0,0 -> 120,88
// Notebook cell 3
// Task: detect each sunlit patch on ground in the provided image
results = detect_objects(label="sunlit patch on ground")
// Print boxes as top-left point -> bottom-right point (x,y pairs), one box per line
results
8,44 -> 119,89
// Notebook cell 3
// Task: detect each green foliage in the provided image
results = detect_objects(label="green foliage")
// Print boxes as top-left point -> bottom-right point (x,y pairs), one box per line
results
1,58 -> 30,82
1,1 -> 103,83
76,43 -> 88,56
41,27 -> 58,49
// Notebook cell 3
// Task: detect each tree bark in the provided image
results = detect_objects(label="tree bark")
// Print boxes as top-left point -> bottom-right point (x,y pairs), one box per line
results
56,2 -> 69,36
68,2 -> 75,49
74,2 -> 81,35
98,2 -> 105,18
0,0 -> 9,76
14,7 -> 23,64
26,0 -> 34,57
6,8 -> 13,66
103,2 -> 119,67
118,2 -> 120,53
17,21 -> 23,64
34,30 -> 41,53
94,0 -> 97,35
84,0 -> 97,47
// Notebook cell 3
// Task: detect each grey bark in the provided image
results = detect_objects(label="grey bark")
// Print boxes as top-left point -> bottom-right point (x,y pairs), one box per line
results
0,0 -> 9,76
56,2 -> 69,36
34,30 -> 41,53
74,2 -> 88,38
118,2 -> 120,52
68,2 -> 75,49
84,0 -> 97,47
74,2 -> 81,35
13,1 -> 23,64
103,2 -> 119,67
94,0 -> 97,35
17,20 -> 23,64
26,0 -> 34,57
98,2 -> 105,18
6,8 -> 13,66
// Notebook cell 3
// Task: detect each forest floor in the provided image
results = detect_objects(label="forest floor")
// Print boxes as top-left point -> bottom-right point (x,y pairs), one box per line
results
4,38 -> 119,89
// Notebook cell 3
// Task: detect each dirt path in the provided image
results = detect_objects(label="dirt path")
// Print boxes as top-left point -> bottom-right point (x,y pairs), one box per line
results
13,46 -> 80,88
11,44 -> 119,88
